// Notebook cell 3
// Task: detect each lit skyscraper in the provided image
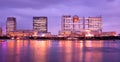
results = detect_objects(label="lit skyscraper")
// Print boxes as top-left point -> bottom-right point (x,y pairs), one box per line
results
60,15 -> 102,37
6,17 -> 16,34
33,17 -> 48,33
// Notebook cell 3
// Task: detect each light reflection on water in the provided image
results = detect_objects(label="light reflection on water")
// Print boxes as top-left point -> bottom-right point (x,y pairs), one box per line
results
0,40 -> 120,62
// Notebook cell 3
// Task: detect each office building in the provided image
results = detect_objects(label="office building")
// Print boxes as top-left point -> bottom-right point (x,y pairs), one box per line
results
6,17 -> 16,35
33,17 -> 48,33
60,15 -> 102,37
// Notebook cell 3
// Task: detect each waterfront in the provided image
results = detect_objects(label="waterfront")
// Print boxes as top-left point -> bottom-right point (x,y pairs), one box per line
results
0,40 -> 120,62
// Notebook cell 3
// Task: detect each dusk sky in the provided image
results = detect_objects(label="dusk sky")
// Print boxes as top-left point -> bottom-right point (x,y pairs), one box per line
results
0,0 -> 120,35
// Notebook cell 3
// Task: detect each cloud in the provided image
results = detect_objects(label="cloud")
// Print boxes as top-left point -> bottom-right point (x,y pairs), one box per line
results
0,0 -> 113,9
0,0 -> 67,9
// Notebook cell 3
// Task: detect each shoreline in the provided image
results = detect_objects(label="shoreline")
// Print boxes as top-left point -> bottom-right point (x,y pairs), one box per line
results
0,36 -> 120,40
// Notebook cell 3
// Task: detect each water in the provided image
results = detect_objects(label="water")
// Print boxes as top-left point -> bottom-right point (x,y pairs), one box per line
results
0,40 -> 120,62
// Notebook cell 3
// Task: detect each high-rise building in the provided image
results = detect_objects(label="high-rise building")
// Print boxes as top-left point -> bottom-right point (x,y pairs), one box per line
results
6,17 -> 16,34
60,15 -> 102,37
61,15 -> 102,32
88,17 -> 102,33
33,17 -> 48,33
61,15 -> 72,31
0,27 -> 2,36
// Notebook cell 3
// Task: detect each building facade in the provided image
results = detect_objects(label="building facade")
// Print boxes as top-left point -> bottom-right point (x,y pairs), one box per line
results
6,17 -> 16,35
33,17 -> 48,33
8,30 -> 35,37
60,15 -> 102,37
0,27 -> 2,36
101,32 -> 116,36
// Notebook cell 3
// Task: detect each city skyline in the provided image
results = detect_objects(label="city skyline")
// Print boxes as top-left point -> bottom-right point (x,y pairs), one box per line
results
0,0 -> 120,35
0,15 -> 119,35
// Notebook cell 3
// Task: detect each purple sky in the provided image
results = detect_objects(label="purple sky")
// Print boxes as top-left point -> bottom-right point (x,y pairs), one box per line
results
0,0 -> 120,35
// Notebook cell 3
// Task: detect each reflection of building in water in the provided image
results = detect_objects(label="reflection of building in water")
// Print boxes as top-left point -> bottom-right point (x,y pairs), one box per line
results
59,40 -> 84,62
85,40 -> 103,47
85,50 -> 102,62
6,40 -> 51,62
59,41 -> 72,62
59,15 -> 102,37
103,40 -> 119,48
59,40 -> 103,62
84,40 -> 103,62
1,40 -> 105,62
30,40 -> 51,62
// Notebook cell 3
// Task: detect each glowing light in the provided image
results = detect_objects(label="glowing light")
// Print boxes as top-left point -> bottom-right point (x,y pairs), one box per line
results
85,30 -> 94,37
11,37 -> 14,40
41,34 -> 45,37
17,37 -> 20,40
33,31 -> 38,36
86,33 -> 94,37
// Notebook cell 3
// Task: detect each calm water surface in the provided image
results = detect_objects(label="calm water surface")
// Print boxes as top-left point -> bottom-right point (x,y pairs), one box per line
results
0,40 -> 120,62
